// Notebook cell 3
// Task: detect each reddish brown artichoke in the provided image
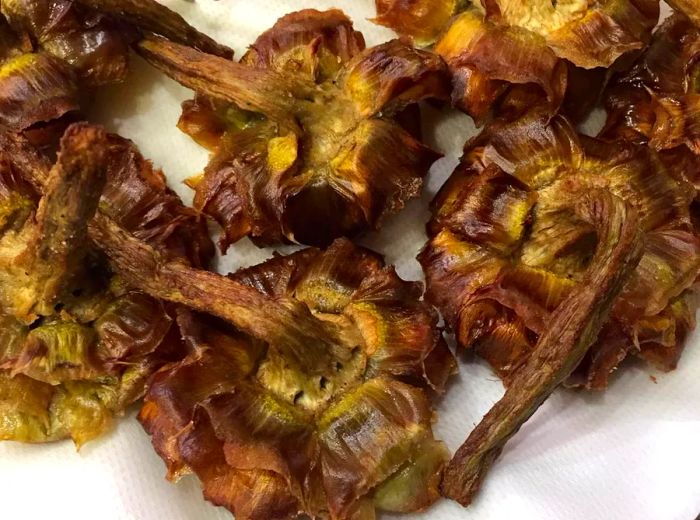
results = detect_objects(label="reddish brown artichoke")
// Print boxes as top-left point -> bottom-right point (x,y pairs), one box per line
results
432,0 -> 659,121
90,212 -> 456,519
420,110 -> 700,390
601,12 -> 700,196
137,9 -> 450,248
0,124 -> 213,446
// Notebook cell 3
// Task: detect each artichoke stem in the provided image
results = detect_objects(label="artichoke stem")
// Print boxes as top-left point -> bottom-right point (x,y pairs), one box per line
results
137,35 -> 312,135
74,0 -> 234,58
89,212 -> 348,375
26,124 -> 108,317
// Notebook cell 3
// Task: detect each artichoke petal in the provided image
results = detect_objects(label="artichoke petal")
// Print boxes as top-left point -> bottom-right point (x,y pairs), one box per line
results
372,0 -> 461,45
318,378 -> 444,518
602,13 -> 700,197
241,8 -> 365,81
342,39 -> 450,118
0,52 -> 79,132
435,9 -> 566,119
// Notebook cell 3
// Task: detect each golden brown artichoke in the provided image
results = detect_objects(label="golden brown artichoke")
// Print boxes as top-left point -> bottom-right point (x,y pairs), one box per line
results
601,12 -> 700,195
431,0 -> 659,120
0,123 -> 213,446
137,9 -> 450,248
419,110 -> 700,390
90,213 -> 456,519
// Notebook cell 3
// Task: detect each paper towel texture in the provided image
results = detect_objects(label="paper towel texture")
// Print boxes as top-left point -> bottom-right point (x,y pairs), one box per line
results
1,2 -> 698,520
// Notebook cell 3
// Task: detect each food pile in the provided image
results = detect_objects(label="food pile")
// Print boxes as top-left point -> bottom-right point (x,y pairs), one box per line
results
0,1 -> 698,519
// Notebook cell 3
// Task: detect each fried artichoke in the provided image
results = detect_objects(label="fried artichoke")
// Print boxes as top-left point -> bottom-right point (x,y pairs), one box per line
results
431,0 -> 659,120
0,123 -> 213,446
601,12 -> 700,194
137,9 -> 450,248
90,212 -> 456,518
442,189 -> 643,505
0,0 -> 231,133
419,110 -> 700,390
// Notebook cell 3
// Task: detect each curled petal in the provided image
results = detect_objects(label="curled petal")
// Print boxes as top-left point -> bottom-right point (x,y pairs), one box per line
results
435,9 -> 566,118
179,410 -> 301,520
12,322 -> 98,385
0,53 -> 79,132
601,14 -> 700,164
372,0 -> 460,45
2,0 -> 130,86
419,229 -> 506,327
0,372 -> 53,442
318,378 -> 446,518
95,292 -> 173,362
347,266 -> 456,392
203,387 -> 314,512
545,0 -> 659,69
41,23 -> 130,87
636,288 -> 699,371
342,38 -> 450,118
566,321 -> 630,390
430,164 -> 536,253
616,229 -> 700,317
241,8 -> 365,81
312,119 -> 439,243
99,134 -> 214,267
465,111 -> 583,187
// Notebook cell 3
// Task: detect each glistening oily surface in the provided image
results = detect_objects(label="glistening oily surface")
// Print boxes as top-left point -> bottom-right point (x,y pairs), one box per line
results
0,1 -> 698,520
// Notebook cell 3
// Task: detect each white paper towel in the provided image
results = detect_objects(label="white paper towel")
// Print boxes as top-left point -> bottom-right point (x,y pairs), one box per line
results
1,2 -> 698,520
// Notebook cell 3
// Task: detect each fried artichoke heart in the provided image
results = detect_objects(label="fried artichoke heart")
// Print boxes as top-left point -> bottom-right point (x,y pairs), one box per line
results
420,110 -> 700,390
431,0 -> 659,120
137,9 -> 450,248
602,13 -> 700,196
90,211 -> 456,519
0,123 -> 213,446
